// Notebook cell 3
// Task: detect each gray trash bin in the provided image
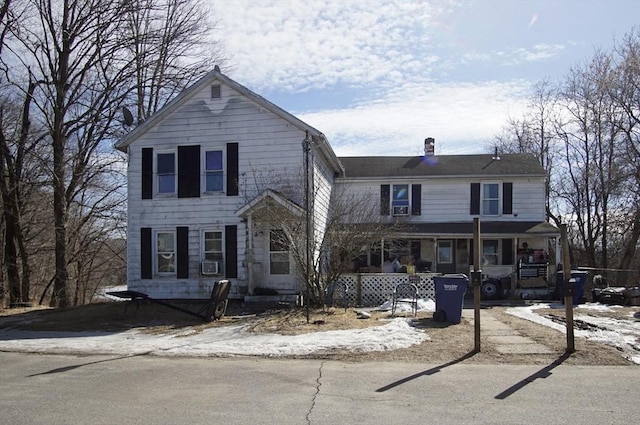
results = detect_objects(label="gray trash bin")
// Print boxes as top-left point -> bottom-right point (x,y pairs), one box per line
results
433,275 -> 469,324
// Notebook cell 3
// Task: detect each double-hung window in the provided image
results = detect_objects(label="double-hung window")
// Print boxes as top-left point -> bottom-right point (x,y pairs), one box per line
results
392,184 -> 410,216
156,231 -> 175,274
482,240 -> 499,265
269,230 -> 290,275
203,231 -> 223,262
204,150 -> 224,192
482,182 -> 500,215
202,230 -> 223,274
157,152 -> 176,194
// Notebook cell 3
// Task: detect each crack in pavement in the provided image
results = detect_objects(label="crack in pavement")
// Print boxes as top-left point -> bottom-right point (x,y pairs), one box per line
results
306,361 -> 325,425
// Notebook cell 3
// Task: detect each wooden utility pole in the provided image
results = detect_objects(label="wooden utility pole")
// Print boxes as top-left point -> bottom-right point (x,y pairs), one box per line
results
560,224 -> 575,353
303,131 -> 312,324
472,217 -> 481,352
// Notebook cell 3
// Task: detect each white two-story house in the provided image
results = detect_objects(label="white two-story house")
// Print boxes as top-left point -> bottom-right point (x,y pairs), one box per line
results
116,68 -> 558,302
336,143 -> 559,299
115,66 -> 343,300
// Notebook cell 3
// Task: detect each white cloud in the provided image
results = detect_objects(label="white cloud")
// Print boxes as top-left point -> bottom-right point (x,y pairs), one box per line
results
513,44 -> 565,63
210,0 -> 634,156
463,44 -> 565,67
299,79 -> 530,155
215,0 -> 448,92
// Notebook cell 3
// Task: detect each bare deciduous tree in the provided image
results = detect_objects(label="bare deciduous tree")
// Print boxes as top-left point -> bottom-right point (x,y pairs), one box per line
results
494,28 -> 640,284
244,166 -> 401,305
124,0 -> 227,122
493,79 -> 562,225
0,0 -> 226,308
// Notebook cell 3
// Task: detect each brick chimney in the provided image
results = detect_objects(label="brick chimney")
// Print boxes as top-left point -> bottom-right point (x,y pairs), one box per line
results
424,137 -> 435,156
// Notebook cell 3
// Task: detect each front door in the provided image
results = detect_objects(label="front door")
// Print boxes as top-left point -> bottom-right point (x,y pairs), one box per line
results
436,239 -> 456,274
263,229 -> 296,291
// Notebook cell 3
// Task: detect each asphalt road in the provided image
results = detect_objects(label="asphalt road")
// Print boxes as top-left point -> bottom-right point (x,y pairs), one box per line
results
1,352 -> 638,425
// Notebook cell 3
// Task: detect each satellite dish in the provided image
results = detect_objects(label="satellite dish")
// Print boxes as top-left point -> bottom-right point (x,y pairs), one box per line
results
122,107 -> 134,127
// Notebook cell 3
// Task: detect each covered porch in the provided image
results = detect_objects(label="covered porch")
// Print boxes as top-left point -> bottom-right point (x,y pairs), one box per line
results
344,221 -> 560,299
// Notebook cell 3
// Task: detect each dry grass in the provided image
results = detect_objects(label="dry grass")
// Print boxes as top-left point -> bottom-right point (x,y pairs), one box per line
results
1,300 -> 637,366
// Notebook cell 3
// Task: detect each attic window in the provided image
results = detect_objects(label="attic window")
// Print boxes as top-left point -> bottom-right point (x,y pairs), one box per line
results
211,84 -> 221,99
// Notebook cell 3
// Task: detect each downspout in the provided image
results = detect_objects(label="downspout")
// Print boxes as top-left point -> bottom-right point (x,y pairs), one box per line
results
247,214 -> 255,295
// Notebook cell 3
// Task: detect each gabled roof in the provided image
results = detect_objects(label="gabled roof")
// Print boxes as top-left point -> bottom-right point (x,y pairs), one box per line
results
236,189 -> 304,218
115,66 -> 344,175
338,154 -> 545,179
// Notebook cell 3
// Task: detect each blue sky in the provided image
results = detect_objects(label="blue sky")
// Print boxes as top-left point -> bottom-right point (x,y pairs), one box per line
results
212,0 -> 639,156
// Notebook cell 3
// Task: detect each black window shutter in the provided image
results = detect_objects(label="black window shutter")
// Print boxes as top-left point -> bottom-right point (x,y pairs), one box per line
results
470,183 -> 480,215
411,184 -> 421,215
225,225 -> 238,278
227,143 -> 239,196
176,226 -> 189,279
178,145 -> 200,198
142,148 -> 153,199
380,185 -> 390,215
469,238 -> 474,266
502,239 -> 514,265
503,182 -> 513,215
141,227 -> 152,279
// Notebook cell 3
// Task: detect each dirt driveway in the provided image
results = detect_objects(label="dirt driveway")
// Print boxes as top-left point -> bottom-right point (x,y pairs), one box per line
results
0,301 -> 635,366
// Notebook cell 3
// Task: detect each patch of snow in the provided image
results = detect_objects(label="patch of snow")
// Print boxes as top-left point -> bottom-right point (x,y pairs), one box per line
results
507,303 -> 640,365
0,318 -> 429,358
575,302 -> 624,312
96,285 -> 128,301
375,298 -> 436,313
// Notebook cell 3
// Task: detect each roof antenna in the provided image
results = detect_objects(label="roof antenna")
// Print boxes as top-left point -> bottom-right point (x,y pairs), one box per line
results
492,147 -> 501,161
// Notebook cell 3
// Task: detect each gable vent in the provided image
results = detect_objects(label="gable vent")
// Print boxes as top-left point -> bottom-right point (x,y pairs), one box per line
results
211,84 -> 221,99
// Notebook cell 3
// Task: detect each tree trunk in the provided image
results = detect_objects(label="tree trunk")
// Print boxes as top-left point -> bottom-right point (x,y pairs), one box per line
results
51,133 -> 69,307
3,211 -> 21,304
49,1 -> 71,308
0,125 -> 22,304
616,210 -> 640,286
18,233 -> 31,303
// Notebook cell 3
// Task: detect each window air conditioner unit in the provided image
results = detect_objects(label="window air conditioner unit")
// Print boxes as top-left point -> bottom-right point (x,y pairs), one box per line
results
201,260 -> 220,275
392,205 -> 409,216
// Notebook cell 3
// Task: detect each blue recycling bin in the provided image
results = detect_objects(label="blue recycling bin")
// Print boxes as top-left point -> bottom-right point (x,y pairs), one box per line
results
433,275 -> 469,324
556,271 -> 588,305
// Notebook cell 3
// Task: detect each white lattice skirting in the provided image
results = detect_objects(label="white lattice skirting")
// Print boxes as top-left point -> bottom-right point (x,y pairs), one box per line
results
336,273 -> 439,307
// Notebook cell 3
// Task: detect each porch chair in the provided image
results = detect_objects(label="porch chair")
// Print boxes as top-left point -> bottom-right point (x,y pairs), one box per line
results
408,274 -> 421,291
392,282 -> 419,317
325,280 -> 349,311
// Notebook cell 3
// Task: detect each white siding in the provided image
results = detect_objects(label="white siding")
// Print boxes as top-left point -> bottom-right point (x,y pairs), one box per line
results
336,176 -> 546,224
312,153 -> 334,252
126,81 -> 318,298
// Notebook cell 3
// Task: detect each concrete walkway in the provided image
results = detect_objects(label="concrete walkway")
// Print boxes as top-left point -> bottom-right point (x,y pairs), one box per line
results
462,308 -> 554,354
